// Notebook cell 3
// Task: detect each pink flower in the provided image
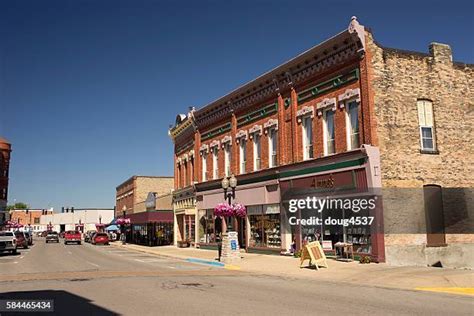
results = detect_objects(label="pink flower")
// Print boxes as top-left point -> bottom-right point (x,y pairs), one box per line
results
232,203 -> 247,218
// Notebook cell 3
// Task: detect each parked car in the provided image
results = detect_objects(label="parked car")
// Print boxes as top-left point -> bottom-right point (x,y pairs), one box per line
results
64,230 -> 81,245
24,232 -> 33,245
0,231 -> 17,254
14,231 -> 28,249
92,233 -> 109,245
45,231 -> 59,243
40,231 -> 49,237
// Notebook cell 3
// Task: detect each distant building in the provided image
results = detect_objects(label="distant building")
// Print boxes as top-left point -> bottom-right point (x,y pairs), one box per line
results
0,137 -> 12,223
40,208 -> 114,233
115,176 -> 174,217
9,209 -> 53,232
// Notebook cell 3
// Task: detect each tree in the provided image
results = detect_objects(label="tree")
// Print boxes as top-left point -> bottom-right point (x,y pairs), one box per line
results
7,202 -> 29,211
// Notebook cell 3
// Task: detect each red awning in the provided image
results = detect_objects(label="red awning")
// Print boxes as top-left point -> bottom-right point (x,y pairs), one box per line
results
127,211 -> 174,224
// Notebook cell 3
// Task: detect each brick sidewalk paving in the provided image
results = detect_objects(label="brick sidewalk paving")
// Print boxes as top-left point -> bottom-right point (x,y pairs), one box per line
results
110,242 -> 474,295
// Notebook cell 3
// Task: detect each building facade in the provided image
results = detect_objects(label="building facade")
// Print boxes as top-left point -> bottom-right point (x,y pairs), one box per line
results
115,176 -> 174,217
0,137 -> 12,223
9,209 -> 53,232
169,17 -> 473,267
40,208 -> 114,233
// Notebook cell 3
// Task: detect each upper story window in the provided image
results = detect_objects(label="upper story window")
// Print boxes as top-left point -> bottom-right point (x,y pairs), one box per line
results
202,152 -> 207,181
239,139 -> 247,174
184,161 -> 188,186
417,100 -> 436,152
212,147 -> 219,179
346,101 -> 360,150
268,128 -> 278,168
302,116 -> 313,160
224,143 -> 231,177
253,134 -> 261,171
323,110 -> 335,155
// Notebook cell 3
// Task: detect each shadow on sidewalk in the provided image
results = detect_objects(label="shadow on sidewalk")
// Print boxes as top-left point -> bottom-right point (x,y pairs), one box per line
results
0,290 -> 118,315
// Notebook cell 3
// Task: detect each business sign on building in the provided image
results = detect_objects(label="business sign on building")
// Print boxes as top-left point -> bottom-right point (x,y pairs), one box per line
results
145,192 -> 157,210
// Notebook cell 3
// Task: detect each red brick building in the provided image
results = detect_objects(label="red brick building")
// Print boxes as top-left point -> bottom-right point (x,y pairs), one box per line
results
9,209 -> 53,232
169,17 -> 473,266
0,137 -> 12,223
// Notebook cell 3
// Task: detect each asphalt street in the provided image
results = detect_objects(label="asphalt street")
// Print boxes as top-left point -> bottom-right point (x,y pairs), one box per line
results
0,238 -> 472,315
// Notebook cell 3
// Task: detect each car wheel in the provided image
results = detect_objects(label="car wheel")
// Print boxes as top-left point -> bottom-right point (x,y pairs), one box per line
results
78,242 -> 81,245
24,245 -> 28,249
46,240 -> 48,243
12,249 -> 17,255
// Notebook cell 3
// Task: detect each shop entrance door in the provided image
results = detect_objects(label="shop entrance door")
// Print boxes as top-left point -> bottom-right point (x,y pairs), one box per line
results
237,217 -> 246,249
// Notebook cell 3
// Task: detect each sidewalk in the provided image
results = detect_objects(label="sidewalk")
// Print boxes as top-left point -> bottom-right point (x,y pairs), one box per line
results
110,242 -> 474,296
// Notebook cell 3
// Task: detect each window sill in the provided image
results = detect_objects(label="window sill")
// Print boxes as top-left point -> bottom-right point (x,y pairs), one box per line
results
420,149 -> 439,155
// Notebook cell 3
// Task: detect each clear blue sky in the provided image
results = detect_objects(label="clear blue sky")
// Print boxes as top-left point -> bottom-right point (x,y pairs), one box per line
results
1,0 -> 472,211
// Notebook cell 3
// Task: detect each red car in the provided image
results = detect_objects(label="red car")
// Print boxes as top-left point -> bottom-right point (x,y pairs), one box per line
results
64,230 -> 82,245
92,233 -> 109,245
14,231 -> 28,249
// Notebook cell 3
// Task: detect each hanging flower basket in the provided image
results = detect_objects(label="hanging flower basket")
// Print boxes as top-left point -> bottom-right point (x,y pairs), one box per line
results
214,203 -> 234,217
214,203 -> 247,218
232,203 -> 247,218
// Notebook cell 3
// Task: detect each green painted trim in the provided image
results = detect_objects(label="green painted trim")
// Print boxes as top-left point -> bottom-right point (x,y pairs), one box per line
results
279,158 -> 366,179
284,98 -> 291,109
196,158 -> 365,192
297,68 -> 360,104
237,102 -> 278,128
201,123 -> 232,141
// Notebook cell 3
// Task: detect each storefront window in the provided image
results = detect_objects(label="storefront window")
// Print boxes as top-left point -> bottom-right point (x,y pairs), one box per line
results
248,204 -> 281,249
199,210 -> 222,244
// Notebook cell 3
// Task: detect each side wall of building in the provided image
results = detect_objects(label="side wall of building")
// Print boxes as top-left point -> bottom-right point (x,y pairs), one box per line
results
368,32 -> 474,268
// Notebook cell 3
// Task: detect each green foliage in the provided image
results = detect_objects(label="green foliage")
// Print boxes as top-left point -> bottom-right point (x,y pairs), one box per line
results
7,202 -> 29,211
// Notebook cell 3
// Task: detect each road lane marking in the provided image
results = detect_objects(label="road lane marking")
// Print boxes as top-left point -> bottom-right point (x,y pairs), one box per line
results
86,261 -> 100,267
67,251 -> 72,255
415,287 -> 474,297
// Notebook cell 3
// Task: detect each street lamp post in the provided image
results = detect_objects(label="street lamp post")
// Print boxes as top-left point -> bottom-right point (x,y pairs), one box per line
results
221,174 -> 238,231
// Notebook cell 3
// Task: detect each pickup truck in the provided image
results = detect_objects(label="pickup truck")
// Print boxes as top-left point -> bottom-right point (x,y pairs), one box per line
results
64,230 -> 82,245
0,231 -> 18,254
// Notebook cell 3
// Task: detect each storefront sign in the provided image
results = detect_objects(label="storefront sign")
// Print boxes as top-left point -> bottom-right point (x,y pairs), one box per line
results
300,241 -> 328,270
145,192 -> 157,210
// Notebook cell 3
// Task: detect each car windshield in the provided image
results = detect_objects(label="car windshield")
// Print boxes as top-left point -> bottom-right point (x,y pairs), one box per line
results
0,232 -> 14,237
96,233 -> 108,237
14,232 -> 24,236
48,232 -> 58,235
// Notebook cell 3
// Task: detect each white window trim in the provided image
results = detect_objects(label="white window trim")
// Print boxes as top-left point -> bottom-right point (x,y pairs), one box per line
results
417,100 -> 436,151
268,128 -> 277,168
253,133 -> 261,171
301,115 -> 313,160
419,126 -> 436,151
239,139 -> 246,174
212,147 -> 219,179
202,153 -> 207,181
224,143 -> 231,177
323,109 -> 335,156
345,100 -> 360,151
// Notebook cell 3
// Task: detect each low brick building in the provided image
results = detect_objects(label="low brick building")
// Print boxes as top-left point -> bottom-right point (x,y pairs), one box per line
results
115,176 -> 174,217
169,17 -> 473,268
9,209 -> 53,232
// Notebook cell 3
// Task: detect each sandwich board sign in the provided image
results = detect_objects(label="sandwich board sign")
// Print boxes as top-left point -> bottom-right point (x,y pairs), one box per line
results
300,241 -> 328,270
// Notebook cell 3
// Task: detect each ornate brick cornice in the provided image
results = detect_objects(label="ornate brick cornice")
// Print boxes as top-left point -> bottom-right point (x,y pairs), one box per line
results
192,17 -> 366,130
